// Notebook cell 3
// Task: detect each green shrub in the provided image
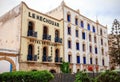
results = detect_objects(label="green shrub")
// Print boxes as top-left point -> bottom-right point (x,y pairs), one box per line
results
0,70 -> 54,82
75,71 -> 92,82
95,70 -> 120,82
60,62 -> 70,73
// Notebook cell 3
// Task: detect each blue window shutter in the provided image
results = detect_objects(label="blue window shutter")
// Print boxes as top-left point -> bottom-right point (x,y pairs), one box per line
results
77,56 -> 80,63
67,15 -> 70,22
81,21 -> 84,28
83,57 -> 86,64
88,24 -> 90,30
10,63 -> 12,72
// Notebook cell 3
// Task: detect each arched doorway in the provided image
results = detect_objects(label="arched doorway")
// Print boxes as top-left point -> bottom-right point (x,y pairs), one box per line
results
0,56 -> 16,72
50,69 -> 56,73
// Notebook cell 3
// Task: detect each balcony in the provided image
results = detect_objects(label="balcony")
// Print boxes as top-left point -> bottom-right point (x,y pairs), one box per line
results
42,55 -> 52,62
43,34 -> 51,41
55,37 -> 62,43
55,57 -> 62,63
27,55 -> 37,61
27,30 -> 37,37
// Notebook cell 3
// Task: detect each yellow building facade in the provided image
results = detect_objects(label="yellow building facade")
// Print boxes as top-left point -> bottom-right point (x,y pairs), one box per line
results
19,2 -> 63,73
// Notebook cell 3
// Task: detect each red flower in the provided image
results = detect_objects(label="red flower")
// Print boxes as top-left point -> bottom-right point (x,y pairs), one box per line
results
88,66 -> 93,71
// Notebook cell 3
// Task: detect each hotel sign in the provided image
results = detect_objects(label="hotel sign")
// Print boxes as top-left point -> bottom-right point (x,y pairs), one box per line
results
28,12 -> 59,27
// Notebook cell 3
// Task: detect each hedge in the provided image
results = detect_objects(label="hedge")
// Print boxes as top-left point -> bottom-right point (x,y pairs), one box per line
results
0,70 -> 54,82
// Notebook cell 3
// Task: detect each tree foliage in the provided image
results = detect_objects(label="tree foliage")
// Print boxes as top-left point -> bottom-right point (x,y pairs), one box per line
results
109,35 -> 120,69
60,62 -> 70,73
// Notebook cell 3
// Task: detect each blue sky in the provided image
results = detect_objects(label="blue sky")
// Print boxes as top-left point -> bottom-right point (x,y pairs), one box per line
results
0,0 -> 120,33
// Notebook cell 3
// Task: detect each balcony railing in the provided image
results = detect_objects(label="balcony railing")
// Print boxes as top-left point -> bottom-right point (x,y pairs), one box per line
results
42,55 -> 52,62
27,30 -> 37,37
42,34 -> 51,41
55,57 -> 62,62
27,54 -> 37,61
55,37 -> 62,43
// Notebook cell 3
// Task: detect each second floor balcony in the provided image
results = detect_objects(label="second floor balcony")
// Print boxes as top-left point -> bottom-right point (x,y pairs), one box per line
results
27,54 -> 37,61
55,57 -> 62,63
43,34 -> 51,41
27,30 -> 37,37
42,55 -> 52,62
55,37 -> 62,43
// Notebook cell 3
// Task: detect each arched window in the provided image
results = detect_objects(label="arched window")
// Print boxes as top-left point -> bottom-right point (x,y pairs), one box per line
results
67,13 -> 71,22
95,58 -> 98,65
55,30 -> 59,38
68,54 -> 72,63
76,29 -> 79,37
95,46 -> 98,54
83,56 -> 86,64
76,42 -> 80,50
101,38 -> 103,45
81,21 -> 84,28
76,55 -> 80,64
27,44 -> 34,61
55,49 -> 60,62
92,26 -> 95,32
68,27 -> 71,35
100,28 -> 102,35
101,48 -> 104,55
82,43 -> 85,52
90,57 -> 92,64
68,40 -> 71,48
94,36 -> 97,43
89,45 -> 92,53
75,17 -> 78,25
82,31 -> 85,39
102,59 -> 105,66
89,34 -> 92,42
27,21 -> 34,36
87,23 -> 90,30
42,47 -> 48,61
43,26 -> 48,35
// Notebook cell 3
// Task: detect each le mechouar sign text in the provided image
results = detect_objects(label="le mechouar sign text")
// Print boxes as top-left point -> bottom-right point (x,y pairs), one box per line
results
28,12 -> 59,27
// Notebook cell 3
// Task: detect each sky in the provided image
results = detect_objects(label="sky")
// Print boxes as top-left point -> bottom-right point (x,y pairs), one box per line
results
0,0 -> 120,33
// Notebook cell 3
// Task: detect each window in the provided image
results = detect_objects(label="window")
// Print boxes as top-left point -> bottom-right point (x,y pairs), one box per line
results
68,55 -> 71,63
101,38 -> 103,45
77,56 -> 80,64
67,14 -> 71,22
27,21 -> 34,36
81,21 -> 84,28
95,58 -> 98,65
92,26 -> 95,33
68,27 -> 71,35
87,24 -> 90,30
95,47 -> 98,54
75,18 -> 78,25
82,44 -> 85,52
100,29 -> 102,35
89,45 -> 92,53
27,44 -> 34,61
101,48 -> 104,55
102,59 -> 104,66
76,30 -> 79,37
82,32 -> 85,39
89,34 -> 91,42
90,58 -> 92,64
94,36 -> 97,43
68,40 -> 71,48
83,57 -> 86,64
76,42 -> 80,50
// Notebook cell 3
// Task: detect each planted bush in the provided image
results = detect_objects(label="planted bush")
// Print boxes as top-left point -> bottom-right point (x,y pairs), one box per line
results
0,70 -> 54,82
75,71 -> 92,82
95,70 -> 120,82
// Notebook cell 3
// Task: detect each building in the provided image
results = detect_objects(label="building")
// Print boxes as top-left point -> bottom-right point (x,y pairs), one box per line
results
47,1 -> 109,72
0,2 -> 63,73
0,1 -> 109,73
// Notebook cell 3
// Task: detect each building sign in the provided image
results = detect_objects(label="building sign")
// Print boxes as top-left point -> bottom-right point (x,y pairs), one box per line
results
28,12 -> 59,27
